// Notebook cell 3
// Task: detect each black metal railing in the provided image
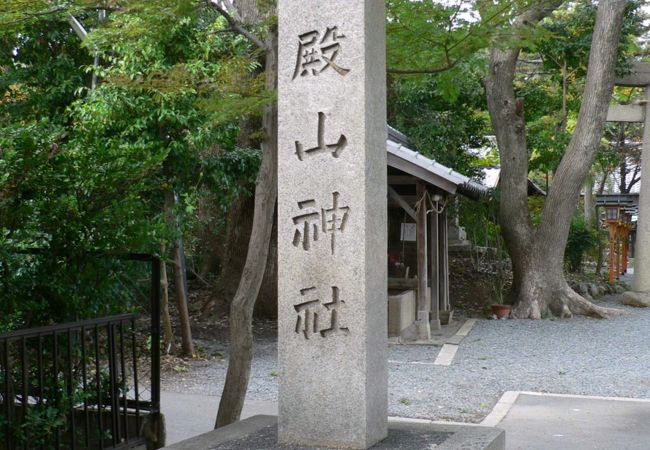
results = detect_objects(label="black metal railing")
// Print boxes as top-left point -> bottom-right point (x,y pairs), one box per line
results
0,254 -> 161,450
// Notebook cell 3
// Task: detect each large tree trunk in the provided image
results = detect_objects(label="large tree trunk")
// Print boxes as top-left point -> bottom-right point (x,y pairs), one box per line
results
233,0 -> 263,24
485,0 -> 627,319
164,189 -> 195,357
160,244 -> 176,354
215,25 -> 278,427
201,193 -> 255,317
255,211 -> 278,320
202,114 -> 261,318
201,192 -> 278,320
584,175 -> 595,228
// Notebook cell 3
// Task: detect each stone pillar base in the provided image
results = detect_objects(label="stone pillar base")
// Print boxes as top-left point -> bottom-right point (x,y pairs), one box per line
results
416,310 -> 431,340
160,415 -> 505,450
621,291 -> 650,307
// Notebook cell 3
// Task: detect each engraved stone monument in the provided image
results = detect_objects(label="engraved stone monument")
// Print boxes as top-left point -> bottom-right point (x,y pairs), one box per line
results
277,0 -> 388,448
159,2 -> 504,446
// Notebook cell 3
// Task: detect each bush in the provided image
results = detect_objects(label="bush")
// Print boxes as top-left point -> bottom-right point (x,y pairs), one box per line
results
565,214 -> 600,273
0,250 -> 151,332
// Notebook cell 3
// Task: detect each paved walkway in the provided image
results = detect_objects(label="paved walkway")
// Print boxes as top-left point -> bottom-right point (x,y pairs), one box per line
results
166,297 -> 650,424
164,391 -> 650,449
484,392 -> 650,450
162,284 -> 650,447
162,392 -> 277,445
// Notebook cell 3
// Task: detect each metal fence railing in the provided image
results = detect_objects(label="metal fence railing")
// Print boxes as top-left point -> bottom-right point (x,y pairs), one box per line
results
0,254 -> 161,450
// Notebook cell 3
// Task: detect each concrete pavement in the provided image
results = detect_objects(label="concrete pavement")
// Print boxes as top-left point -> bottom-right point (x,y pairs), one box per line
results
163,390 -> 650,449
161,392 -> 277,445
485,392 -> 650,450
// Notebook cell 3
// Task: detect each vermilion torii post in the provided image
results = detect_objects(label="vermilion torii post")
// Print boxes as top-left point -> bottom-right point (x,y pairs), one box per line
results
622,222 -> 630,275
605,206 -> 621,284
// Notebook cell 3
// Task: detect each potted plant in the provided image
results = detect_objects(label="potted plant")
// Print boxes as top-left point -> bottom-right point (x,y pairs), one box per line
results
491,303 -> 511,319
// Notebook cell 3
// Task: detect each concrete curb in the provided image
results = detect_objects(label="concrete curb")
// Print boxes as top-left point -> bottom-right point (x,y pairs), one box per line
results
434,344 -> 459,365
456,318 -> 477,337
480,390 -> 650,427
434,318 -> 478,366
480,391 -> 520,426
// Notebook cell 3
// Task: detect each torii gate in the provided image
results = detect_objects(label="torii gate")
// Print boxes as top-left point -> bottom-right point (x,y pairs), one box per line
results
608,63 -> 650,303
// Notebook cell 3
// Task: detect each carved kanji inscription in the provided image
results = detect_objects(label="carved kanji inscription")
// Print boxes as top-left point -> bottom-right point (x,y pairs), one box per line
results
295,112 -> 347,161
293,286 -> 350,339
292,26 -> 351,79
291,192 -> 350,255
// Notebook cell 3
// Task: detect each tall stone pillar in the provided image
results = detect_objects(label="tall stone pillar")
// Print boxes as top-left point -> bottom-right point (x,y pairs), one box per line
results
277,1 -> 388,448
634,87 -> 650,293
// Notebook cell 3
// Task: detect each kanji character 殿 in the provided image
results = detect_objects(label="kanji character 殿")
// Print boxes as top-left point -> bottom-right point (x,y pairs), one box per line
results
292,26 -> 351,80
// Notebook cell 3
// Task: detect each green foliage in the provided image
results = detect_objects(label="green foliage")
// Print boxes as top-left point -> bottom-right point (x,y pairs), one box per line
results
1,1 -> 269,329
386,0 -> 538,80
459,192 -> 502,255
539,1 -> 644,78
388,72 -> 489,177
565,214 -> 600,273
523,0 -> 646,176
13,403 -> 66,448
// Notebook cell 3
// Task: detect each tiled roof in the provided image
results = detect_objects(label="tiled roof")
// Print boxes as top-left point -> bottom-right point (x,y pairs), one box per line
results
386,126 -> 488,200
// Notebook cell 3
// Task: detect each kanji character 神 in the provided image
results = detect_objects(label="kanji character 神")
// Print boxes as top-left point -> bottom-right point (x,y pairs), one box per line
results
322,192 -> 350,255
291,193 -> 350,254
292,200 -> 320,251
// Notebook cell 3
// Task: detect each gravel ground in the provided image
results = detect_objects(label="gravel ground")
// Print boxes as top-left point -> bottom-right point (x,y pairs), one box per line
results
162,296 -> 650,423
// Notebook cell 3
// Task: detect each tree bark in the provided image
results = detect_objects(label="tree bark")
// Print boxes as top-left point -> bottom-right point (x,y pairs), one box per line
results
584,175 -> 595,228
201,193 -> 255,318
164,189 -> 195,357
200,94 -> 263,316
215,24 -> 278,427
233,0 -> 262,25
160,244 -> 176,354
485,0 -> 627,319
201,191 -> 278,320
255,210 -> 278,320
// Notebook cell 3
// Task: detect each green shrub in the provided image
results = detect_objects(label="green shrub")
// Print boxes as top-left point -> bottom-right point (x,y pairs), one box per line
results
565,214 -> 599,273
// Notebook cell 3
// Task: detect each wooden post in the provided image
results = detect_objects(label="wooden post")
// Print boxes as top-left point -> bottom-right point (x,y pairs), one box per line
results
416,182 -> 430,340
439,205 -> 450,312
416,182 -> 428,312
429,190 -> 440,330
